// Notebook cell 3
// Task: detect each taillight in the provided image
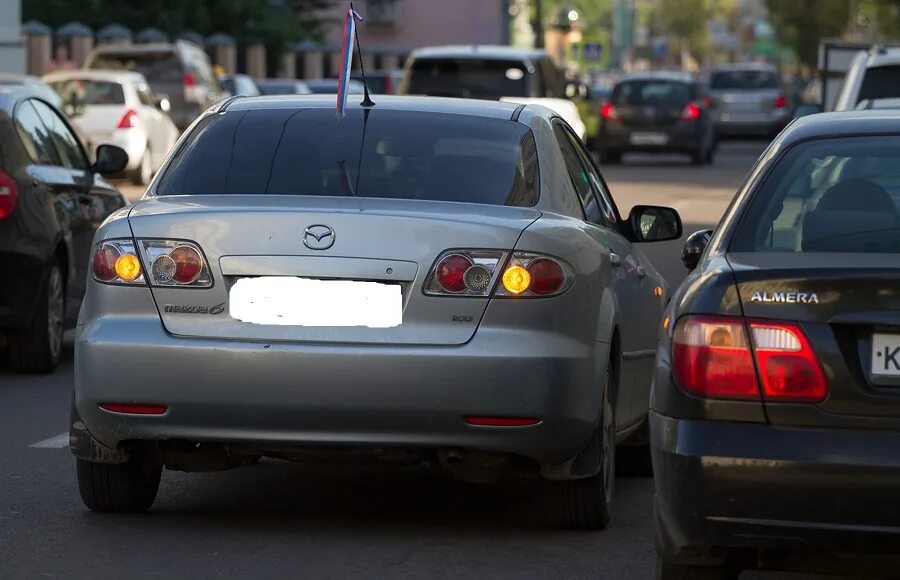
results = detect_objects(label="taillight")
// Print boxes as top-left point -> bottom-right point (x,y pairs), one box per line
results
601,102 -> 618,121
773,95 -> 787,109
91,240 -> 143,284
0,168 -> 19,219
680,102 -> 702,122
424,250 -> 572,298
183,71 -> 198,102
139,240 -> 212,287
672,315 -> 827,403
116,109 -> 138,129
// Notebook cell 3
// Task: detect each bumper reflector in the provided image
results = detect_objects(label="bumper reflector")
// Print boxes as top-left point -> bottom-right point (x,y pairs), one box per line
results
465,416 -> 540,427
100,403 -> 168,415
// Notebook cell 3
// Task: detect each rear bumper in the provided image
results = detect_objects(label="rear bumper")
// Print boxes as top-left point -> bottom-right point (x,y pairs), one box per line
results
598,122 -> 705,154
74,316 -> 606,468
714,114 -> 789,136
651,411 -> 900,564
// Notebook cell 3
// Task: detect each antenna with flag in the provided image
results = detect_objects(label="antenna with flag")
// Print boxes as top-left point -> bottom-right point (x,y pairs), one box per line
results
351,2 -> 375,107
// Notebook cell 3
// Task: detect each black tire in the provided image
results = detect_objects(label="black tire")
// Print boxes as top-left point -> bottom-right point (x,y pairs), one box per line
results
617,417 -> 653,477
543,368 -> 615,530
599,150 -> 622,165
130,149 -> 152,186
76,456 -> 162,513
705,144 -> 715,165
8,258 -> 64,373
691,147 -> 707,166
657,559 -> 740,580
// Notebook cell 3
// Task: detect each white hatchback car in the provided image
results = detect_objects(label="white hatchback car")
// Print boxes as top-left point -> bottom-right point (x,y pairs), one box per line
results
43,70 -> 180,185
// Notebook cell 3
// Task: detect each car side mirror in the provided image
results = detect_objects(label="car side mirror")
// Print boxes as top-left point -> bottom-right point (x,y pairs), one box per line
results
628,205 -> 683,243
92,144 -> 129,175
155,94 -> 171,113
681,229 -> 713,271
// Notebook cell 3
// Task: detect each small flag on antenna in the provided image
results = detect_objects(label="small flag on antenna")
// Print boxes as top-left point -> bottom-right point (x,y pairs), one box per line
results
337,7 -> 363,118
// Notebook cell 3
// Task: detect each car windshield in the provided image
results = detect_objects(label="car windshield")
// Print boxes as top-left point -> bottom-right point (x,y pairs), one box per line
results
88,51 -> 182,82
406,58 -> 529,99
612,80 -> 691,106
857,65 -> 900,104
156,108 -> 539,206
47,79 -> 125,105
732,136 -> 900,253
710,70 -> 779,90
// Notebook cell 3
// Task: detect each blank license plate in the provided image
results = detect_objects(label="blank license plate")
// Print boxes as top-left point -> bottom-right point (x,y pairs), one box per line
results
871,333 -> 900,378
630,132 -> 668,146
229,277 -> 402,328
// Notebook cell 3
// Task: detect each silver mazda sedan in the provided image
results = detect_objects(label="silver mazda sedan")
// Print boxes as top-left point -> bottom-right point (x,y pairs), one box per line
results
72,95 -> 681,528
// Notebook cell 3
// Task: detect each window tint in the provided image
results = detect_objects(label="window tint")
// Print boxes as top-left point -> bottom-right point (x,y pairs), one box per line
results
14,101 -> 60,165
710,70 -> 779,90
156,108 -> 539,207
553,124 -> 609,225
613,81 -> 692,106
858,66 -> 900,104
31,99 -> 87,170
732,136 -> 900,253
406,58 -> 529,99
48,79 -> 125,105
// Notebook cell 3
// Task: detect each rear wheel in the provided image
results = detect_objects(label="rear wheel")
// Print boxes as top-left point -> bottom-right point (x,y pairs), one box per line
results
542,368 -> 615,530
76,454 -> 162,513
130,149 -> 152,186
8,259 -> 64,373
657,559 -> 740,580
691,146 -> 707,166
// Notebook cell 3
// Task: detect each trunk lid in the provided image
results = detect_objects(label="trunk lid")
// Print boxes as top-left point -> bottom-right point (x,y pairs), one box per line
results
728,252 -> 900,429
128,195 -> 539,346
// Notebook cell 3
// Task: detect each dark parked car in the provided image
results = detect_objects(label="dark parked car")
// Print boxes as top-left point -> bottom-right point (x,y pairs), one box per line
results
652,111 -> 900,578
598,72 -> 715,165
351,69 -> 403,94
255,78 -> 312,96
219,74 -> 260,97
0,89 -> 128,372
85,41 -> 224,131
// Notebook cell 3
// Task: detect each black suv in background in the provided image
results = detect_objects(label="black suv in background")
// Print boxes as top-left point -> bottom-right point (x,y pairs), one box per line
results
0,90 -> 127,372
85,40 -> 223,131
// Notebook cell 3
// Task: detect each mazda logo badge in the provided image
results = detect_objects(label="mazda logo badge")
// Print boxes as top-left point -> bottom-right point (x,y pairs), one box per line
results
302,225 -> 335,250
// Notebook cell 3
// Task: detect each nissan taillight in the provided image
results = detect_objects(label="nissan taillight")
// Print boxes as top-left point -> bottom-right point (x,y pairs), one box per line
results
424,250 -> 573,298
673,315 -> 827,403
183,71 -> 198,102
601,102 -> 618,121
680,102 -> 702,122
117,109 -> 139,129
0,168 -> 18,219
774,95 -> 787,109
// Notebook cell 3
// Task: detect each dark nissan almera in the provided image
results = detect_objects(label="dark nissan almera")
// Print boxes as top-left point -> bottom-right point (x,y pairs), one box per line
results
652,111 -> 900,579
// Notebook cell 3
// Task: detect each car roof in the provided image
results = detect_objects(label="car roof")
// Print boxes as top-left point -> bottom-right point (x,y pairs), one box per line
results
866,47 -> 900,67
616,70 -> 695,83
226,94 -> 524,120
42,69 -> 146,85
780,110 -> 900,144
410,45 -> 549,62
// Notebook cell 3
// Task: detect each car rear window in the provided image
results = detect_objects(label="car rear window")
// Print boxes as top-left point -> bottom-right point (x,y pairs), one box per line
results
858,65 -> 900,104
156,108 -> 539,207
47,80 -> 125,105
731,136 -> 900,254
612,80 -> 692,106
405,58 -> 529,99
88,51 -> 182,83
710,70 -> 779,90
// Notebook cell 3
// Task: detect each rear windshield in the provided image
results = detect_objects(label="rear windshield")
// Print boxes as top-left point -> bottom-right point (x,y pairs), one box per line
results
612,80 -> 692,106
47,79 -> 125,105
710,70 -> 779,90
406,58 -> 529,99
88,51 -> 182,83
858,65 -> 900,104
732,136 -> 900,253
156,108 -> 539,207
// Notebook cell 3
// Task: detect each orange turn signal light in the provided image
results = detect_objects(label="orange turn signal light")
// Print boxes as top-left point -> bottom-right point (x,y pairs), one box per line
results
114,253 -> 142,281
502,265 -> 531,294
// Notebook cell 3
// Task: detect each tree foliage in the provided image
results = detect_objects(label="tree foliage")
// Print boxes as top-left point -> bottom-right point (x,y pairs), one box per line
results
657,0 -> 712,59
765,0 -> 849,68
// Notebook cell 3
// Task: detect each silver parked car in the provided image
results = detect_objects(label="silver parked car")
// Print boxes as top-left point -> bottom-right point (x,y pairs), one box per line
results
71,96 -> 681,528
708,64 -> 790,138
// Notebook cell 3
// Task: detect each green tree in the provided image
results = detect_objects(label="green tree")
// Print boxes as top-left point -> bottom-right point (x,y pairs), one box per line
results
765,0 -> 849,68
657,0 -> 712,61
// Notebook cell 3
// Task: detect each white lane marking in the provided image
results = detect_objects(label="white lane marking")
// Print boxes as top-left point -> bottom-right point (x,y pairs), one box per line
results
30,432 -> 69,449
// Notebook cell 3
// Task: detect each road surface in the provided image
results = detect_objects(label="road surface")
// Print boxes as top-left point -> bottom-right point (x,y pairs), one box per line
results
2,142 -> 835,579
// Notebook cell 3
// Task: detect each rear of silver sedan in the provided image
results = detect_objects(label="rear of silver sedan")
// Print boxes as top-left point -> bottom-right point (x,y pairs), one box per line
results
708,67 -> 790,138
71,97 -> 615,526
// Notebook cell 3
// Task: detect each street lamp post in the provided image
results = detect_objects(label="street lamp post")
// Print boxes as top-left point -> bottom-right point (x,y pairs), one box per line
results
533,0 -> 544,48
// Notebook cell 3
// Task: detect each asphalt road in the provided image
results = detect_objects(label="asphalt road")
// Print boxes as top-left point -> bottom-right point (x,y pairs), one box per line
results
1,141 -> 836,579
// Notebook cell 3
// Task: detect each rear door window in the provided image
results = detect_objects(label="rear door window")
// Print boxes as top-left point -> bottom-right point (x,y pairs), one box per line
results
14,100 -> 60,165
406,58 -> 529,99
156,108 -> 539,207
732,136 -> 900,253
30,99 -> 88,171
858,65 -> 900,104
553,123 -> 612,227
612,81 -> 691,106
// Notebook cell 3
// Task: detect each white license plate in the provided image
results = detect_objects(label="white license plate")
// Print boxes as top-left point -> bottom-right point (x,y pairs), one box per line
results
229,277 -> 402,328
872,333 -> 900,377
630,132 -> 668,146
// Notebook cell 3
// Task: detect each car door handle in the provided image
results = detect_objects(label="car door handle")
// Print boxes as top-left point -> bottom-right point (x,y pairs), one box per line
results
609,252 -> 622,268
